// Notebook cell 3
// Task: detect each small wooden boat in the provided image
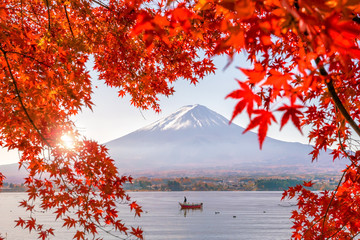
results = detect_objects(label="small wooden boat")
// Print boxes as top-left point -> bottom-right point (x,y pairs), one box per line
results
179,202 -> 203,209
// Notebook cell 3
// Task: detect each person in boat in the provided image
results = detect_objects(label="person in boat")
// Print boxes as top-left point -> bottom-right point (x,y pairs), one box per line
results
184,196 -> 187,203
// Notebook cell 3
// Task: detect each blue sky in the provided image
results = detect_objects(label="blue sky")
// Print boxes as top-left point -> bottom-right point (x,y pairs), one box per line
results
0,54 -> 308,165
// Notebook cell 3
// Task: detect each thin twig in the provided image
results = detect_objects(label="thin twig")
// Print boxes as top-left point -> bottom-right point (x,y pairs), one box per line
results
320,128 -> 353,238
139,109 -> 146,120
301,215 -> 325,240
350,231 -> 360,240
318,112 -> 360,238
326,205 -> 354,239
45,0 -> 51,31
300,168 -> 350,239
300,164 -> 350,239
91,0 -> 109,9
6,51 -> 51,68
21,0 -> 24,30
93,222 -> 127,240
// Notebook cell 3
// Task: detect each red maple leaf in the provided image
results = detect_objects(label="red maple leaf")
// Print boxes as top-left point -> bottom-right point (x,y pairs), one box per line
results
73,231 -> 85,240
25,217 -> 36,232
226,80 -> 262,121
263,69 -> 293,92
243,109 -> 277,149
129,201 -> 143,217
303,181 -> 314,188
277,102 -> 303,133
15,218 -> 25,228
130,226 -> 144,239
239,63 -> 266,84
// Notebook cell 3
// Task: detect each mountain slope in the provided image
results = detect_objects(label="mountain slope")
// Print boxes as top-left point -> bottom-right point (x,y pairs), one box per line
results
106,105 -> 346,176
0,163 -> 27,184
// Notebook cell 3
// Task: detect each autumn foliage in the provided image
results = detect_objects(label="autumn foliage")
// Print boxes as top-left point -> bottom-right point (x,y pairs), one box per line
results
1,0 -> 360,239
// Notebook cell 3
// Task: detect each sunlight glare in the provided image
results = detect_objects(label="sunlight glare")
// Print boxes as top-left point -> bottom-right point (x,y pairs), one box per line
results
60,134 -> 75,149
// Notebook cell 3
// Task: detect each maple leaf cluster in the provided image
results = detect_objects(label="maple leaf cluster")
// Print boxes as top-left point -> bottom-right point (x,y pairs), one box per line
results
1,0 -> 360,239
0,0 -> 220,237
0,0 -> 205,238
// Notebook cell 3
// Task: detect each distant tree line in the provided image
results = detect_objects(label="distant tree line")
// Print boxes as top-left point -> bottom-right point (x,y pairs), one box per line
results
1,182 -> 27,192
123,176 -> 339,191
255,179 -> 304,191
0,176 -> 338,192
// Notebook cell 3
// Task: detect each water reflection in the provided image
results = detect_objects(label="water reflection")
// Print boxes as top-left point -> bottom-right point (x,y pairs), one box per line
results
180,208 -> 203,217
1,192 -> 295,239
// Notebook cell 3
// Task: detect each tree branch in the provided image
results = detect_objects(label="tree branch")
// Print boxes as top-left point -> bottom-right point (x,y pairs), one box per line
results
0,46 -> 51,146
91,0 -> 109,9
315,58 -> 360,137
21,0 -> 24,30
312,58 -> 360,238
326,80 -> 360,137
319,126 -> 358,238
64,5 -> 75,38
45,0 -> 51,31
6,51 -> 51,68
301,163 -> 351,239
300,57 -> 360,238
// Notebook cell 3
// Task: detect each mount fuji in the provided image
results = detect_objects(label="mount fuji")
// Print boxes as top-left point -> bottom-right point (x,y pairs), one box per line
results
106,104 -> 346,176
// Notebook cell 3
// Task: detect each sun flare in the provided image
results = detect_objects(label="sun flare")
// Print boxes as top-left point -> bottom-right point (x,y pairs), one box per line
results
60,134 -> 75,149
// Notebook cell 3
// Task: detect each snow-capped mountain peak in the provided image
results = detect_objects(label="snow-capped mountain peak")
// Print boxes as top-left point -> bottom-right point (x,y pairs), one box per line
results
140,104 -> 229,131
104,104 -> 343,176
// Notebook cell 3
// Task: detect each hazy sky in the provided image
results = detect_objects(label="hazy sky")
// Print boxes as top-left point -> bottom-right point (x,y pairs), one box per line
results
0,54 -> 308,165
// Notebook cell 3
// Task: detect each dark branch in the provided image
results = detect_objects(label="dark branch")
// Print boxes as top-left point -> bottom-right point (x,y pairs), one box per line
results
64,5 -> 75,38
301,58 -> 360,239
45,0 -> 51,31
91,0 -> 109,9
0,46 -> 51,146
353,16 -> 360,24
21,0 -> 24,30
326,79 -> 360,136
6,51 -> 51,68
315,58 -> 360,137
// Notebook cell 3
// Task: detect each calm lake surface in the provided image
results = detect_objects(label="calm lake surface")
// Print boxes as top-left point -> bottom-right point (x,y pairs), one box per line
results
0,191 -> 297,239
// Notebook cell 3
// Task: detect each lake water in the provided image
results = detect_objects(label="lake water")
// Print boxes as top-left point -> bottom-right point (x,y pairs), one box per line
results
0,191 -> 297,239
